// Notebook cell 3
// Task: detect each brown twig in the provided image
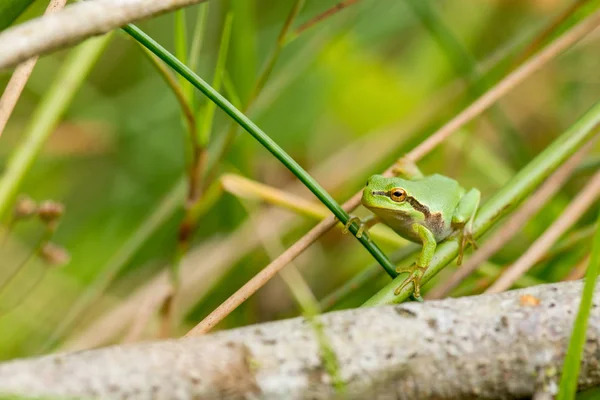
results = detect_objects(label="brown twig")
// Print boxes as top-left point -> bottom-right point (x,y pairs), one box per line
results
186,9 -> 600,336
0,0 -> 67,138
511,0 -> 589,68
5,281 -> 600,399
426,141 -> 593,299
563,254 -> 591,282
292,0 -> 362,38
0,0 -> 210,70
486,169 -> 600,293
406,10 -> 600,163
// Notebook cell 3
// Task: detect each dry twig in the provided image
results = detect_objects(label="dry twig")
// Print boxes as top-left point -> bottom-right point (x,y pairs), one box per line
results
0,0 -> 67,137
0,0 -> 209,70
486,170 -> 600,293
2,281 -> 599,399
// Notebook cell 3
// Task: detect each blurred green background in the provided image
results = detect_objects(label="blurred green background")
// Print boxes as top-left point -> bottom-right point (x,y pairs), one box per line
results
1,0 -> 599,364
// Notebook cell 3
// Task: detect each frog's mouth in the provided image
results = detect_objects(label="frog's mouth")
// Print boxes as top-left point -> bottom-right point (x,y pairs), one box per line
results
361,189 -> 395,210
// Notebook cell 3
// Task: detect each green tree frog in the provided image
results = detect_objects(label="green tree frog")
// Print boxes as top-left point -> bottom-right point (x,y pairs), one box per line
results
345,166 -> 480,299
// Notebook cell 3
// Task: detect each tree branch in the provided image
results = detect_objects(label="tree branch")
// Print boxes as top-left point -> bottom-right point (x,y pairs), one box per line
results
0,0 -> 209,70
1,281 -> 599,399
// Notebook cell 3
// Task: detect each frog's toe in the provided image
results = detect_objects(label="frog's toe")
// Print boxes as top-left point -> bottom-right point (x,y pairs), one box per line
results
343,216 -> 364,238
394,264 -> 427,299
457,229 -> 477,265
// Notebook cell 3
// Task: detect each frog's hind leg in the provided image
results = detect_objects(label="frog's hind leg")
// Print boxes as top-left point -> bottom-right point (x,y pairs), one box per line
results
452,188 -> 481,265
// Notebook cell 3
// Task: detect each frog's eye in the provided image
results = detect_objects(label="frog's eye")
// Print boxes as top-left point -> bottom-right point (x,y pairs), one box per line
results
390,188 -> 406,202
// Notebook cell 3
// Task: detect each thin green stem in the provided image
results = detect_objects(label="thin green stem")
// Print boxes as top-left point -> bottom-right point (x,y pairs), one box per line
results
557,208 -> 600,399
198,12 -> 233,146
222,70 -> 243,109
122,23 -> 397,277
137,47 -> 196,142
174,9 -> 192,104
205,0 -> 306,186
188,2 -> 208,74
0,34 -> 112,221
364,102 -> 600,306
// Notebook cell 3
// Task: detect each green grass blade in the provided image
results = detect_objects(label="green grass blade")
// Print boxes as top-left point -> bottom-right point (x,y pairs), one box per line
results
174,9 -> 192,104
198,12 -> 233,146
364,103 -> 600,306
222,70 -> 242,109
188,2 -> 208,74
0,0 -> 34,31
228,0 -> 257,103
0,34 -> 113,220
121,23 -> 397,277
557,208 -> 600,399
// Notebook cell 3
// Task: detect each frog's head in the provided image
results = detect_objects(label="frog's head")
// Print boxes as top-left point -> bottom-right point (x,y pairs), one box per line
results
361,174 -> 424,221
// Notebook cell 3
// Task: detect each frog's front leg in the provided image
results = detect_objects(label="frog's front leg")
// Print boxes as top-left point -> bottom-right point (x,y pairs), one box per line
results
342,215 -> 380,238
452,188 -> 481,265
394,223 -> 436,298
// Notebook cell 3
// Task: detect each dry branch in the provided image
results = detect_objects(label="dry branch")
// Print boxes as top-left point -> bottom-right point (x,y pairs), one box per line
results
0,0 -> 67,137
2,281 -> 600,399
0,0 -> 208,70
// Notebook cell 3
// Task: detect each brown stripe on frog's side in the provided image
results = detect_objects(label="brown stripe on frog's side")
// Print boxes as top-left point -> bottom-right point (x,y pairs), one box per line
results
406,196 -> 444,234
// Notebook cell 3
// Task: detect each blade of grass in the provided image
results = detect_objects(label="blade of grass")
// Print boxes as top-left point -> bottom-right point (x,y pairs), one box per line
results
0,34 -> 113,220
188,2 -> 208,74
557,208 -> 600,399
205,0 -> 306,186
364,103 -> 600,306
198,12 -> 233,146
174,9 -> 192,104
121,23 -> 398,277
221,70 -> 242,110
228,0 -> 257,103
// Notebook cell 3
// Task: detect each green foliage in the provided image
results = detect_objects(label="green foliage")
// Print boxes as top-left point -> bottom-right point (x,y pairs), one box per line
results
1,1 -> 599,375
0,0 -> 34,31
558,210 -> 600,399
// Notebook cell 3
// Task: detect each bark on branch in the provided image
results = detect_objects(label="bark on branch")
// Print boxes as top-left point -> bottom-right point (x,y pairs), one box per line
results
0,0 -> 208,70
1,281 -> 599,399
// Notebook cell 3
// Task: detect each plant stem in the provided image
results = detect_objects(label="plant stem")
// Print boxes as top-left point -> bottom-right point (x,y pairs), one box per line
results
557,208 -> 600,399
122,23 -> 398,276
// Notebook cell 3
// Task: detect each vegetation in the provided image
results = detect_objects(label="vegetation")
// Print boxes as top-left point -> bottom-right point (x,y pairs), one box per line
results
1,0 -> 600,397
